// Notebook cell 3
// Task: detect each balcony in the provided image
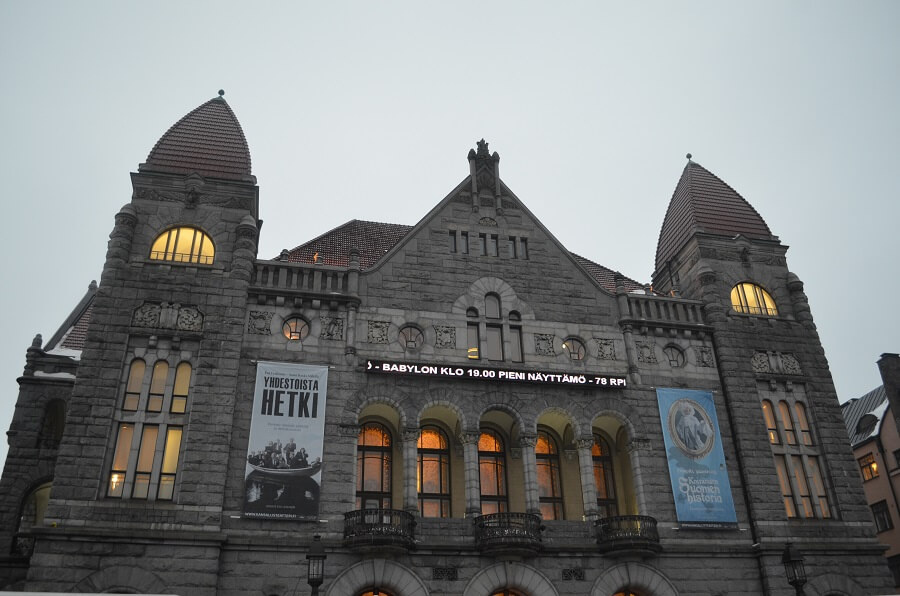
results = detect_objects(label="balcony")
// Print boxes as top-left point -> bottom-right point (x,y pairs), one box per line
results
473,512 -> 543,557
343,509 -> 416,552
595,515 -> 661,557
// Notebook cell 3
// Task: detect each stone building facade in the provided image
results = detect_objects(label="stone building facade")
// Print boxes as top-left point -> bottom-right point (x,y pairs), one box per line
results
0,94 -> 892,595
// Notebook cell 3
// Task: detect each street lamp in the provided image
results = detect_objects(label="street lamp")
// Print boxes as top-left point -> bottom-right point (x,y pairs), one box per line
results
782,542 -> 807,596
306,534 -> 326,596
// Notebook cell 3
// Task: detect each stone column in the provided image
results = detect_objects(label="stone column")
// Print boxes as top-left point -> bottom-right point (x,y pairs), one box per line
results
576,437 -> 599,522
460,431 -> 482,517
401,427 -> 419,513
519,434 -> 540,515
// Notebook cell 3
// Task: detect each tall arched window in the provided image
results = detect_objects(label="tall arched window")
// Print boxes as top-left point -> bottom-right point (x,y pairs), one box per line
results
171,362 -> 191,414
593,434 -> 618,518
536,430 -> 564,520
418,426 -> 450,517
478,430 -> 508,514
730,282 -> 777,316
147,361 -> 169,412
149,226 -> 215,265
357,422 -> 392,509
123,359 -> 145,411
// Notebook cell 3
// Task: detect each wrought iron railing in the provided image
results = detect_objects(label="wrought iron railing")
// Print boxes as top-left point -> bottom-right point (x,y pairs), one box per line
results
343,509 -> 416,549
595,515 -> 661,555
473,512 -> 543,553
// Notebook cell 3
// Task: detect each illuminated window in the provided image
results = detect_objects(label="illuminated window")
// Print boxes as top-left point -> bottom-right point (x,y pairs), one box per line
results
761,389 -> 832,519
107,423 -> 134,498
872,500 -> 893,533
147,360 -> 168,412
562,337 -> 586,361
282,317 -> 309,341
491,591 -> 525,596
357,422 -> 392,509
536,430 -> 564,520
399,326 -> 424,350
359,590 -> 395,596
149,226 -> 214,265
417,426 -> 450,517
731,282 -> 777,316
123,359 -> 145,411
478,430 -> 508,514
860,453 -> 879,481
593,434 -> 618,518
171,363 -> 191,414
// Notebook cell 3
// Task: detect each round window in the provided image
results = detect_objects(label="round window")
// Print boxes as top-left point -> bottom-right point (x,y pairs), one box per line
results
282,317 -> 310,341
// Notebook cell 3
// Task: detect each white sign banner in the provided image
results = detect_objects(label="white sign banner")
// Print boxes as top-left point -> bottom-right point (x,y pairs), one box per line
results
242,362 -> 328,520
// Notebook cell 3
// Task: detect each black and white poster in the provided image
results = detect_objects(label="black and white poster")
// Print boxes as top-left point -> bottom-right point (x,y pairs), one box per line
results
242,362 -> 328,520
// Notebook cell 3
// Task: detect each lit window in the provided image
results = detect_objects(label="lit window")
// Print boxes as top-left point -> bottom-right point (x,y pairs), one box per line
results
356,422 -> 392,509
123,359 -> 145,411
147,361 -> 168,412
562,338 -> 586,361
417,426 -> 450,517
536,430 -> 564,520
149,227 -> 214,265
872,500 -> 893,533
761,400 -> 780,445
860,453 -> 879,481
133,425 -> 159,499
399,326 -> 424,350
171,363 -> 191,414
731,282 -> 777,316
107,423 -> 134,498
593,434 -> 618,518
282,317 -> 309,341
478,430 -> 508,514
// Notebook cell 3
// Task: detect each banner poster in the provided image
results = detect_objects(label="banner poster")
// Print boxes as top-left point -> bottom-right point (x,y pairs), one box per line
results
243,362 -> 328,520
656,388 -> 738,528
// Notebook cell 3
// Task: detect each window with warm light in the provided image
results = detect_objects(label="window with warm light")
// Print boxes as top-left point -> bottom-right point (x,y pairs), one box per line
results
478,430 -> 508,514
731,282 -> 777,316
282,317 -> 310,341
593,434 -> 618,518
356,422 -> 392,509
536,430 -> 564,520
149,226 -> 214,265
417,426 -> 450,517
859,453 -> 879,481
562,337 -> 586,361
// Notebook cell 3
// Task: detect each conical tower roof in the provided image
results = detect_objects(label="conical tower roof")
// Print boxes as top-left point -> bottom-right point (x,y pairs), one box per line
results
139,92 -> 253,182
655,159 -> 775,273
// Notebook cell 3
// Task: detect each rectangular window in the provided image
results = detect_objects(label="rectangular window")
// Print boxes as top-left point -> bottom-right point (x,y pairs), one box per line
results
158,427 -> 183,500
467,323 -> 480,360
479,233 -> 487,256
774,455 -> 797,518
108,423 -> 134,498
872,500 -> 893,533
449,230 -> 457,253
509,236 -> 518,259
460,232 -> 469,254
509,327 -> 523,363
132,425 -> 159,499
860,453 -> 879,481
791,454 -> 814,518
488,234 -> 498,257
485,325 -> 503,361
520,238 -> 528,260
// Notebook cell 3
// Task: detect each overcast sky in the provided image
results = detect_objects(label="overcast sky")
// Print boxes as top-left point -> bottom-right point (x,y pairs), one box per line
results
1,1 -> 897,467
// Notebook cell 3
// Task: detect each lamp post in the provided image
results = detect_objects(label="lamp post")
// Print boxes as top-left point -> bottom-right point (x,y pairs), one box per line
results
782,542 -> 807,596
306,534 -> 326,596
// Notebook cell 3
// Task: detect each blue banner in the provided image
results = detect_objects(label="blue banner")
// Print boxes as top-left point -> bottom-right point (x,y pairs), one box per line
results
657,388 -> 737,528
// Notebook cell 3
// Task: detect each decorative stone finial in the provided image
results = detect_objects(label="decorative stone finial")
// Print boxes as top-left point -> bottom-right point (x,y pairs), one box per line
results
476,139 -> 490,158
32,334 -> 42,348
686,153 -> 693,162
89,280 -> 98,291
218,89 -> 225,97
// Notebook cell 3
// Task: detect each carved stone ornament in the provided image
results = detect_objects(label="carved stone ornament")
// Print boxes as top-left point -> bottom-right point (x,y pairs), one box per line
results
247,311 -> 273,335
636,341 -> 658,364
695,346 -> 715,368
781,353 -> 802,375
594,338 -> 616,360
534,334 -> 555,356
479,217 -> 498,227
433,325 -> 456,349
751,352 -> 772,373
367,320 -> 390,344
132,303 -> 161,328
320,316 -> 344,340
176,307 -> 203,332
132,302 -> 205,332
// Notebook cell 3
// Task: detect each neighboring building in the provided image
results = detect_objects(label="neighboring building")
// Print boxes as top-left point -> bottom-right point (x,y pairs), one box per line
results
0,94 -> 893,595
842,353 -> 900,587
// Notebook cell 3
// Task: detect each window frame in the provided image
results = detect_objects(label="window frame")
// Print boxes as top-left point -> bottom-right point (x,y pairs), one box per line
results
859,453 -> 879,481
872,500 -> 893,533
478,429 -> 509,515
593,433 -> 618,518
149,226 -> 215,265
730,281 -> 778,316
536,429 -> 564,520
417,425 -> 451,517
356,421 -> 393,510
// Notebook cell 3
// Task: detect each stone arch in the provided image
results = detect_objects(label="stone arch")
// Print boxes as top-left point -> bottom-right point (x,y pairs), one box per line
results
452,276 -> 535,320
471,391 -> 528,435
590,404 -> 650,517
343,382 -> 411,428
326,559 -> 429,596
463,561 -> 558,596
804,572 -> 864,596
416,388 -> 469,431
590,562 -> 678,596
72,566 -> 168,594
533,405 -> 583,439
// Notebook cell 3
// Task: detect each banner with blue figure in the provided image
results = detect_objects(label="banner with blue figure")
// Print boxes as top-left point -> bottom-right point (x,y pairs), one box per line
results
657,388 -> 737,528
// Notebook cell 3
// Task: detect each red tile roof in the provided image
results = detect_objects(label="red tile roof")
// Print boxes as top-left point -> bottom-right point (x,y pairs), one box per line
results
283,220 -> 413,270
655,161 -> 774,273
139,95 -> 252,181
60,302 -> 93,351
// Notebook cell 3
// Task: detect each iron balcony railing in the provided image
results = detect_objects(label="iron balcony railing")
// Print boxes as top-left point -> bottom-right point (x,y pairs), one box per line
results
595,515 -> 661,556
343,509 -> 416,549
473,512 -> 543,555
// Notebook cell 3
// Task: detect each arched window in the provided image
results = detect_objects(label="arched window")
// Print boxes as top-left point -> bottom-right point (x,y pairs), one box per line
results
147,361 -> 169,412
37,400 -> 66,449
778,401 -> 797,445
485,293 -> 501,319
730,282 -> 777,316
761,400 -> 779,445
562,337 -> 586,361
468,294 -> 522,362
171,363 -> 191,414
359,590 -> 395,596
282,317 -> 310,341
123,359 -> 145,411
149,226 -> 215,265
593,434 -> 618,518
536,430 -> 564,520
357,422 -> 392,509
417,426 -> 450,517
478,430 -> 508,514
491,591 -> 526,596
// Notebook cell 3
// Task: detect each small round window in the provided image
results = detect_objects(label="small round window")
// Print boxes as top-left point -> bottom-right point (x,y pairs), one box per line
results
282,317 -> 310,341
562,338 -> 586,360
398,326 -> 424,350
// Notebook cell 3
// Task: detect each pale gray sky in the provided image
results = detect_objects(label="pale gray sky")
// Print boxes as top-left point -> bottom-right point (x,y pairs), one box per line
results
1,1 -> 898,466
